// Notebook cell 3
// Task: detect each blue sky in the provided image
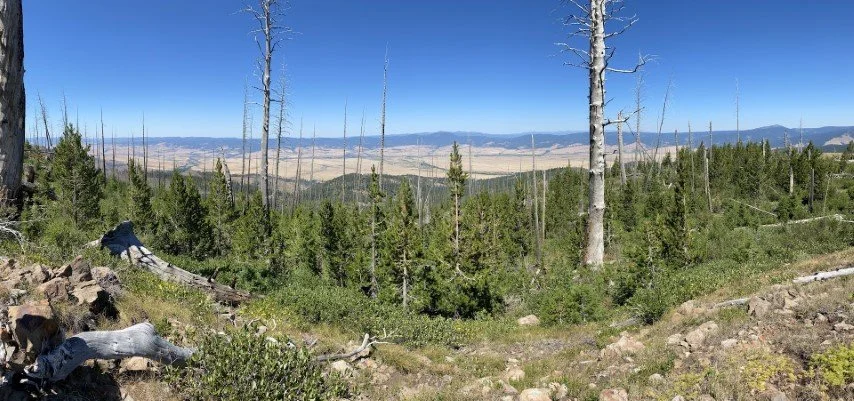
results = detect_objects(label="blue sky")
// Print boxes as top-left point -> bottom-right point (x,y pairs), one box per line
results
23,0 -> 854,138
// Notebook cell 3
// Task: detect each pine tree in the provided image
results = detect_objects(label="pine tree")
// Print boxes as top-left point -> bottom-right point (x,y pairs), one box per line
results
50,125 -> 103,228
155,171 -> 214,259
387,178 -> 418,309
208,158 -> 236,256
232,190 -> 270,260
320,200 -> 347,286
367,165 -> 384,297
447,142 -> 467,275
128,159 -> 154,231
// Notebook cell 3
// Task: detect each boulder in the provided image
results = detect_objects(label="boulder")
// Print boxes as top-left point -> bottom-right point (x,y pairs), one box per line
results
684,321 -> 718,351
53,264 -> 72,278
69,256 -> 93,283
8,301 -> 61,358
37,277 -> 71,302
599,388 -> 628,401
519,388 -> 550,401
720,338 -> 738,349
330,360 -> 353,375
548,382 -> 568,399
71,280 -> 112,315
120,356 -> 153,373
517,315 -> 541,326
92,266 -> 121,296
648,373 -> 664,384
502,367 -> 525,382
601,334 -> 645,359
748,297 -> 772,318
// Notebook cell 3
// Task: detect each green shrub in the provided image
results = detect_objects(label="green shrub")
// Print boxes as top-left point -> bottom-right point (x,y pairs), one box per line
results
167,326 -> 349,401
244,284 -> 466,347
529,283 -> 604,325
811,343 -> 854,388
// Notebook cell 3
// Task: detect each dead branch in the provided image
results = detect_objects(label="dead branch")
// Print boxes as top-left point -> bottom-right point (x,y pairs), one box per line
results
315,333 -> 386,362
759,214 -> 850,228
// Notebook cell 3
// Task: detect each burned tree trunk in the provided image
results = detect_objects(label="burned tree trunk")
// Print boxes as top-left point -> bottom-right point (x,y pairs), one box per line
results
0,0 -> 25,204
90,221 -> 250,304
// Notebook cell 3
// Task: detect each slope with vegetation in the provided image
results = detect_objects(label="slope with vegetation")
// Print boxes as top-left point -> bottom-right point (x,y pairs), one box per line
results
0,119 -> 851,399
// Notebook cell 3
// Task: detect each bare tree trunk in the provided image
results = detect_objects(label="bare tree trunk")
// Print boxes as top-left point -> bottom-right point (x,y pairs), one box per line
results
273,71 -> 286,211
111,128 -> 116,179
583,0 -> 607,268
531,134 -> 542,268
379,50 -> 388,191
541,169 -> 547,241
633,67 -> 643,174
100,109 -> 106,177
240,82 -> 249,199
356,110 -> 365,207
341,99 -> 347,203
809,148 -> 814,213
291,119 -> 303,212
308,124 -> 315,200
247,112 -> 254,199
142,114 -> 148,176
704,144 -> 712,213
617,111 -> 626,186
0,0 -> 25,204
688,121 -> 695,192
37,93 -> 52,150
259,1 -> 272,211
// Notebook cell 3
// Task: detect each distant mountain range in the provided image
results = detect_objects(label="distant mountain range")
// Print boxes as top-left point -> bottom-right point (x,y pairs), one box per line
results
111,125 -> 854,152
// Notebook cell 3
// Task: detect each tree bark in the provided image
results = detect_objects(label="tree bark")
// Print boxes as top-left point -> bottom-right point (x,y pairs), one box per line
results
0,0 -> 25,204
90,221 -> 250,304
25,322 -> 192,382
617,111 -> 626,186
259,0 -> 273,211
583,0 -> 607,268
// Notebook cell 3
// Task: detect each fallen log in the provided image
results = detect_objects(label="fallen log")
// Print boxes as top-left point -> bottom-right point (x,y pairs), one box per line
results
713,298 -> 749,309
24,322 -> 192,382
315,333 -> 385,362
792,265 -> 854,284
89,221 -> 250,305
759,214 -> 849,228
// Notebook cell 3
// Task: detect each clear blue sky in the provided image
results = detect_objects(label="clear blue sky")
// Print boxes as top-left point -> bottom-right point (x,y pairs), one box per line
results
23,0 -> 854,138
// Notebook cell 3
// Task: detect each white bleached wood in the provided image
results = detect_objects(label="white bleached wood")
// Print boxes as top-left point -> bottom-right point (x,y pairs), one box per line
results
25,322 -> 192,382
89,221 -> 250,304
793,266 -> 854,284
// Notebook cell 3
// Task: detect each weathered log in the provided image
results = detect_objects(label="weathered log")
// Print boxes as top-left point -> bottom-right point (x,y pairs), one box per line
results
23,322 -> 192,382
792,265 -> 854,284
713,298 -> 749,309
759,214 -> 850,228
89,221 -> 250,305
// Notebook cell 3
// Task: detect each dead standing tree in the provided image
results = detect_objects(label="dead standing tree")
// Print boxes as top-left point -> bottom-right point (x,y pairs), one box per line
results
243,0 -> 291,215
0,0 -> 25,205
557,0 -> 648,268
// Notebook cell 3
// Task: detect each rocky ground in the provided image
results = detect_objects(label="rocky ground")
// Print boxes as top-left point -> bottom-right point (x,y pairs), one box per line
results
0,248 -> 852,400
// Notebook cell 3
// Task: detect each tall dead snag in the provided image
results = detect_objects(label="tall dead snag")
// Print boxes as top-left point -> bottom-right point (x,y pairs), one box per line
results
291,118 -> 303,212
100,109 -> 106,178
240,82 -> 249,198
273,70 -> 287,210
0,0 -> 25,204
37,93 -> 52,150
379,49 -> 389,190
558,0 -> 647,268
244,0 -> 289,212
356,109 -> 365,207
531,134 -> 542,269
616,111 -> 626,186
341,99 -> 348,203
89,221 -> 251,304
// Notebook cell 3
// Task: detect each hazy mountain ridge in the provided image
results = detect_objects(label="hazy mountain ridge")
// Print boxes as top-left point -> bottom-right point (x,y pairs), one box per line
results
112,125 -> 854,152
